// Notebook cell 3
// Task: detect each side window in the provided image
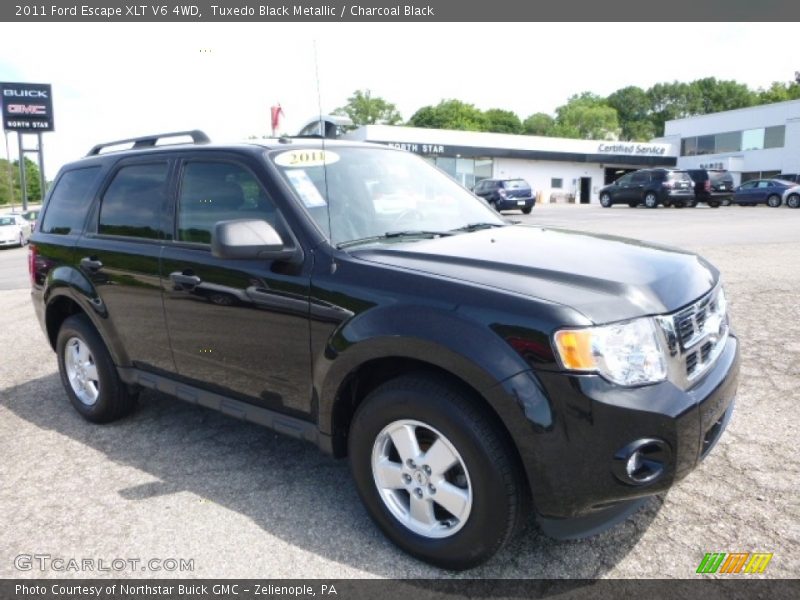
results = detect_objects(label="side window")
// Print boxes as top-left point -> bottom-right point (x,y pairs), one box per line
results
740,181 -> 757,189
631,172 -> 648,184
99,163 -> 169,239
177,161 -> 278,244
757,181 -> 772,188
39,167 -> 101,235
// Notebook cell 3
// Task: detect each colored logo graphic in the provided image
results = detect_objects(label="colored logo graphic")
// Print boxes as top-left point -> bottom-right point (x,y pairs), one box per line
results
696,552 -> 773,574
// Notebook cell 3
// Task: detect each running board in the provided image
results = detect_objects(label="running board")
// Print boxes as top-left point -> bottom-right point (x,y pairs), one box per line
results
117,367 -> 332,453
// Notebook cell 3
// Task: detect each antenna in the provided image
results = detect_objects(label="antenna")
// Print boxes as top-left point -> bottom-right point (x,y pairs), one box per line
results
313,39 -> 333,247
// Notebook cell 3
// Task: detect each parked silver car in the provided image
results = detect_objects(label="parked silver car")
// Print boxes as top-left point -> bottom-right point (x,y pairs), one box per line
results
782,184 -> 800,209
0,214 -> 32,247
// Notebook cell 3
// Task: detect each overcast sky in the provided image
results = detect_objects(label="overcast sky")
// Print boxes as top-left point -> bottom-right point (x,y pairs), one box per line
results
2,22 -> 799,177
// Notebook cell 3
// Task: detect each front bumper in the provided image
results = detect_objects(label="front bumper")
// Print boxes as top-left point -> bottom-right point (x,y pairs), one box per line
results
497,334 -> 740,527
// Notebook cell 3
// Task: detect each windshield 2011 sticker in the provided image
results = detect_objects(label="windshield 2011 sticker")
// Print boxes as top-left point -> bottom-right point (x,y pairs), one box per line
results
284,169 -> 327,207
274,149 -> 340,168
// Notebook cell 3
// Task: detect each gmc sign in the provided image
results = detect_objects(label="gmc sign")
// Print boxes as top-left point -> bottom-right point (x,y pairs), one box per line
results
0,82 -> 54,131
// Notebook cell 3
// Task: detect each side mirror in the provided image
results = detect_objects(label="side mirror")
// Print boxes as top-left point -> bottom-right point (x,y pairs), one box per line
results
211,219 -> 299,262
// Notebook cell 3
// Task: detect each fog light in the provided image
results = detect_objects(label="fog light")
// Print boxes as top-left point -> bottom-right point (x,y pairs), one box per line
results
613,438 -> 671,486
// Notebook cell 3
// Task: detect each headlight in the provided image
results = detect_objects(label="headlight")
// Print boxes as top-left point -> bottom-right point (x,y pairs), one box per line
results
553,317 -> 667,386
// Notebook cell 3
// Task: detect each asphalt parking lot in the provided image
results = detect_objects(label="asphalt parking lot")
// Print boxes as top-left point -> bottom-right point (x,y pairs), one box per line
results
1,204 -> 798,579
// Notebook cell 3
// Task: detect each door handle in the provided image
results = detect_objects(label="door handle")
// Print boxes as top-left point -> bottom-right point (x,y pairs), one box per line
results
80,257 -> 103,271
170,271 -> 202,286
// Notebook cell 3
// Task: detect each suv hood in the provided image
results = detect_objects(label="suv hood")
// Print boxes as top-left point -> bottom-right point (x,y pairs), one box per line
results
352,225 -> 718,324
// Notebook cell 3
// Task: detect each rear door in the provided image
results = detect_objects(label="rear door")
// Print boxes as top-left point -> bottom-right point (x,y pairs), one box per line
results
159,152 -> 313,415
735,180 -> 758,203
627,171 -> 649,201
75,157 -> 175,372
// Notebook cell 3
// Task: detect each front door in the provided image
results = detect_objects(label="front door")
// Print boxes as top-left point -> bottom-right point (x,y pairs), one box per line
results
160,155 -> 313,416
579,177 -> 591,204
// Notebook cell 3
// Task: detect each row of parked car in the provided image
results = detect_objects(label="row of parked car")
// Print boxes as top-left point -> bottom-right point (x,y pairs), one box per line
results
599,168 -> 800,209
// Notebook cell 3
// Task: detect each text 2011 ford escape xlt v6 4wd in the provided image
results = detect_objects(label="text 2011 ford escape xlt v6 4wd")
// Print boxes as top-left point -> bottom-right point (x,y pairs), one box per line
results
29,131 -> 740,570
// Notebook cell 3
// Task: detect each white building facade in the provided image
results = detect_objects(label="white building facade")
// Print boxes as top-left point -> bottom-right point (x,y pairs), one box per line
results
344,125 -> 676,204
659,99 -> 800,184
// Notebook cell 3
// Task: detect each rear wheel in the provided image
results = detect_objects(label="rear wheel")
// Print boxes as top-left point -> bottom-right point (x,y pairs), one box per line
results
787,194 -> 800,209
521,206 -> 532,215
600,193 -> 612,208
767,194 -> 782,208
56,314 -> 137,423
708,201 -> 721,208
672,202 -> 685,208
348,374 -> 528,570
644,192 -> 659,208
627,201 -> 638,208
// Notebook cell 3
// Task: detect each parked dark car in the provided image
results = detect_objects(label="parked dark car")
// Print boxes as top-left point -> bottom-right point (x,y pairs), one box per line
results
777,173 -> 799,183
686,169 -> 735,208
599,168 -> 695,208
473,178 -> 535,214
30,131 -> 739,569
731,179 -> 796,207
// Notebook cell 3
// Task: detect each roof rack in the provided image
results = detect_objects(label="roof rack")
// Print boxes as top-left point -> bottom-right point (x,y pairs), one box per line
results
86,130 -> 210,156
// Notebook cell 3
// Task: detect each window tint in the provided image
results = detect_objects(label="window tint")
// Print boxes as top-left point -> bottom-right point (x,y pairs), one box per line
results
99,163 -> 169,239
39,167 -> 101,235
178,161 -> 278,244
764,126 -> 785,149
504,179 -> 529,190
631,172 -> 648,184
740,181 -> 757,189
616,174 -> 633,185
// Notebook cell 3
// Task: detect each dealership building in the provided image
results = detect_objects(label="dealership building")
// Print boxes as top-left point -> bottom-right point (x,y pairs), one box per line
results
659,98 -> 800,184
342,125 -> 676,204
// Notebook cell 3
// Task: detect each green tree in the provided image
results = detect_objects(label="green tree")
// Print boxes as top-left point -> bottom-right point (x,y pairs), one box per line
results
607,86 -> 655,141
0,159 -> 14,205
553,92 -> 619,140
757,81 -> 800,104
8,158 -> 43,203
482,108 -> 522,134
408,99 -> 486,131
522,112 -> 556,136
332,89 -> 402,128
689,78 -> 755,114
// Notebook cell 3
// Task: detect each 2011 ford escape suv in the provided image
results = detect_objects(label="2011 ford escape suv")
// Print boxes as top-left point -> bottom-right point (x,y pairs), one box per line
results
29,131 -> 740,570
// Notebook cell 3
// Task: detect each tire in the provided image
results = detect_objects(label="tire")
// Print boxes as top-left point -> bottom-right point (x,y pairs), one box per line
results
644,192 -> 659,209
767,194 -> 782,208
787,194 -> 800,209
627,201 -> 638,208
56,313 -> 137,423
599,193 -> 612,208
521,206 -> 532,215
708,201 -> 721,208
348,374 -> 528,570
672,202 -> 685,208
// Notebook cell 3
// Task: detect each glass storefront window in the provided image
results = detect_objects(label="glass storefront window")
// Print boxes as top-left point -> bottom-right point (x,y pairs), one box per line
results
742,128 -> 765,151
474,159 -> 493,180
681,137 -> 698,156
764,126 -> 785,149
715,131 -> 741,153
696,135 -> 715,155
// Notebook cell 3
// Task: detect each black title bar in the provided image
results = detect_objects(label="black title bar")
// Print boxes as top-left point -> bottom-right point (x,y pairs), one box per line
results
2,0 -> 798,21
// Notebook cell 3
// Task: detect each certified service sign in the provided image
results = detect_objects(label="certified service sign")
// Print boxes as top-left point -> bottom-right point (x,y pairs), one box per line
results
0,82 -> 54,132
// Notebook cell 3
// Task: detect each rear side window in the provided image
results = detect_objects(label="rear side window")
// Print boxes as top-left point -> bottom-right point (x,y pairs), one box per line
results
668,171 -> 692,182
99,163 -> 169,239
39,167 -> 101,235
631,172 -> 649,184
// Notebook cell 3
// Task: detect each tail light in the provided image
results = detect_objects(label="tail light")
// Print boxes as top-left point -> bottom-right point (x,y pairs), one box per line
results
661,180 -> 674,189
28,244 -> 37,286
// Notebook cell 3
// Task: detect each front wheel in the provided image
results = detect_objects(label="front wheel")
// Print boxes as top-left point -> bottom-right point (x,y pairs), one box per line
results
56,314 -> 137,423
787,194 -> 800,209
348,375 -> 528,570
600,193 -> 612,208
767,194 -> 782,208
644,192 -> 659,208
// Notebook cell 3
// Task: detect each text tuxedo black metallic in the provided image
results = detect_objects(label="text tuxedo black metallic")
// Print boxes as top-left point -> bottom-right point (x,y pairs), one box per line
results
29,134 -> 740,569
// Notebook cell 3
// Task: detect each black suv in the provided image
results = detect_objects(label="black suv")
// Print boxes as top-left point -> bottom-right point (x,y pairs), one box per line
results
686,169 -> 735,208
599,168 -> 695,208
30,131 -> 740,569
473,178 -> 535,214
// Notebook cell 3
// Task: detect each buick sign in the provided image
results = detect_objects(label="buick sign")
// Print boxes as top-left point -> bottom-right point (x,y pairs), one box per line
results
0,82 -> 54,132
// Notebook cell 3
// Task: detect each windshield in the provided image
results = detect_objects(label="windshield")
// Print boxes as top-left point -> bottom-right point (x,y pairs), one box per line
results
0,217 -> 15,226
269,146 -> 504,247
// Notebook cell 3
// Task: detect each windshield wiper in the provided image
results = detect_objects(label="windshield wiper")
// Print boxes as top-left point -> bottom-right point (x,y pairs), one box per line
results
337,230 -> 454,249
450,222 -> 506,232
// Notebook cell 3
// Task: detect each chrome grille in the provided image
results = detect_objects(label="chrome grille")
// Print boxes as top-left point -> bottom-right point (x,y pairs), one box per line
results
656,285 -> 729,388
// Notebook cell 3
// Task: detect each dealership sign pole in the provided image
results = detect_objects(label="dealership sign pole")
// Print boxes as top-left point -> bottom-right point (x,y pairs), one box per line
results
0,82 -> 55,210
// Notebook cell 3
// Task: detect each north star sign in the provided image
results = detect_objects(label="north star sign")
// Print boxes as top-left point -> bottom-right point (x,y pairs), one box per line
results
597,142 -> 666,156
0,82 -> 54,132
